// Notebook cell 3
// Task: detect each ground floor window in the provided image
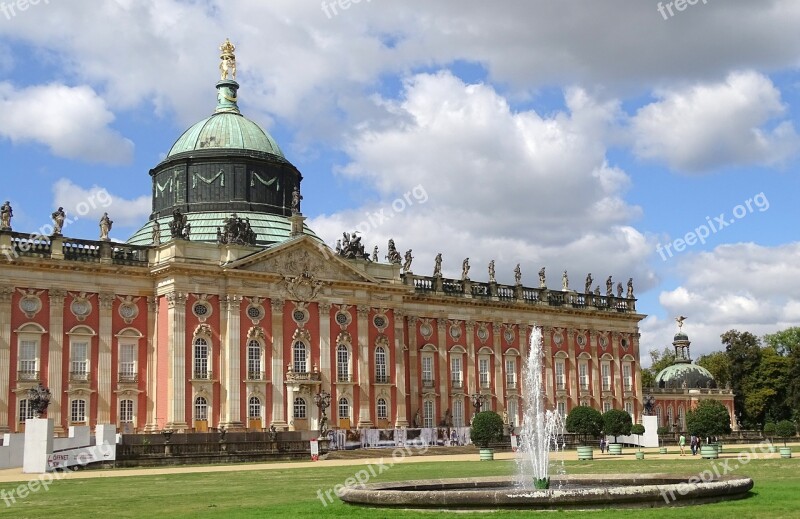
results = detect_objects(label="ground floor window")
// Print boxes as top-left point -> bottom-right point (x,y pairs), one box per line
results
195,397 -> 208,421
70,399 -> 86,423
293,397 -> 307,419
18,399 -> 34,422
376,398 -> 388,420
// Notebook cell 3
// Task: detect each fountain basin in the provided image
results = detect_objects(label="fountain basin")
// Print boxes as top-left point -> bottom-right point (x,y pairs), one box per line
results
338,473 -> 753,510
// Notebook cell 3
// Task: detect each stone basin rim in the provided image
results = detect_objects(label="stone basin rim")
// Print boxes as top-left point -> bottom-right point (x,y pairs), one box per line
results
338,473 -> 754,510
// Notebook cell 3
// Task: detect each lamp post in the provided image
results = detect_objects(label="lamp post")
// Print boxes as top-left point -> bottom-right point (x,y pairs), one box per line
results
314,389 -> 331,438
470,393 -> 486,424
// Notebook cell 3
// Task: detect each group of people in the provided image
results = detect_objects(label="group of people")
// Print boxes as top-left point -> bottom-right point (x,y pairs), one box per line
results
679,433 -> 707,456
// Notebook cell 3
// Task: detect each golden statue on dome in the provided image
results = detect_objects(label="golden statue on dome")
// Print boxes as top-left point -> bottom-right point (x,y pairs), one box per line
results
219,38 -> 237,80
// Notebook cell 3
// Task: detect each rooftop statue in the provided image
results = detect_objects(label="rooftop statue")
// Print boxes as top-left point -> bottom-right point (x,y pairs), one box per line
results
372,246 -> 379,263
51,207 -> 66,236
562,270 -> 569,291
585,273 -> 593,294
291,186 -> 302,214
219,38 -> 237,81
538,267 -> 546,288
403,249 -> 413,273
488,260 -> 496,283
433,253 -> 442,277
386,238 -> 402,265
616,282 -> 623,298
0,201 -> 12,231
151,220 -> 161,245
627,277 -> 635,298
99,212 -> 113,241
514,264 -> 522,285
606,275 -> 613,297
461,258 -> 470,281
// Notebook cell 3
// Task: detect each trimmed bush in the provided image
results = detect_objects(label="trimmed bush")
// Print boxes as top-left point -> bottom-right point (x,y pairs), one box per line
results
565,406 -> 604,445
470,411 -> 504,449
602,409 -> 632,443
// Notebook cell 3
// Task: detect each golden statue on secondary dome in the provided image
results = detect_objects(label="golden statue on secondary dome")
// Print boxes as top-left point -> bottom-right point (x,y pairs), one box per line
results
219,38 -> 237,81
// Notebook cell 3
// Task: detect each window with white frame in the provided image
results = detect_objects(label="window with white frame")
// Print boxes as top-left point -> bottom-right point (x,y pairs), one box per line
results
557,401 -> 567,417
423,400 -> 434,428
377,398 -> 388,420
70,399 -> 86,423
18,399 -> 34,422
479,357 -> 490,388
375,346 -> 388,383
119,343 -> 137,382
667,407 -> 674,429
507,399 -> 518,426
194,338 -> 209,379
293,397 -> 307,419
656,406 -> 663,427
678,407 -> 685,430
293,342 -> 307,373
18,339 -> 39,381
601,362 -> 611,391
336,344 -> 350,382
623,364 -> 632,391
120,399 -> 134,424
195,397 -> 208,421
603,401 -> 612,413
579,361 -> 589,391
247,340 -> 262,380
453,399 -> 464,427
505,358 -> 516,388
338,397 -> 350,420
625,401 -> 633,418
70,340 -> 89,381
555,359 -> 566,390
248,396 -> 261,419
450,356 -> 462,387
422,355 -> 433,386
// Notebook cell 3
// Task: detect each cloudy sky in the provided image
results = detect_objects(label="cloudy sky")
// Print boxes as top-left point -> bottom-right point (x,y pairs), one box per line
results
1,0 -> 799,363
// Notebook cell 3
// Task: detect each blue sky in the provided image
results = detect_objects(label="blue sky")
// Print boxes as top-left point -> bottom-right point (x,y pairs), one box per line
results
2,0 -> 800,363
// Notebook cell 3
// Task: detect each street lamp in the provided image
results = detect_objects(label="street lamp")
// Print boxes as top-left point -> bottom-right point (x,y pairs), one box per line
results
314,390 -> 332,437
470,393 -> 486,423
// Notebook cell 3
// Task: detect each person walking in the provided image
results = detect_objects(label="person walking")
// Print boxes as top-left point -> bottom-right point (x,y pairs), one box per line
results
679,433 -> 686,456
690,435 -> 698,456
600,437 -> 606,454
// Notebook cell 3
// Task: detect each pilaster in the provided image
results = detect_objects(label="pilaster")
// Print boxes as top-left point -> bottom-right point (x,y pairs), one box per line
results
0,286 -> 12,433
437,321 -> 448,417
319,303 -> 332,388
270,299 -> 287,429
221,295 -> 243,428
493,322 -> 504,412
393,310 -> 408,427
144,297 -> 159,432
407,316 -> 419,422
166,292 -> 188,430
97,293 -> 115,424
47,289 -> 66,433
356,305 -> 372,428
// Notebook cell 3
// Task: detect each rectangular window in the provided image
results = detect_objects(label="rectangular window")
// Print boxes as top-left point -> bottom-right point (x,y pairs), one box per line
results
507,399 -> 518,426
625,401 -> 633,418
120,399 -> 134,423
505,359 -> 516,389
579,362 -> 589,391
603,401 -> 612,413
194,340 -> 209,379
71,399 -> 86,423
479,358 -> 490,388
19,340 -> 38,380
377,399 -> 388,419
423,400 -> 434,428
19,399 -> 34,422
623,364 -> 632,391
247,341 -> 262,380
450,356 -> 462,387
557,401 -> 566,417
422,356 -> 433,386
602,363 -> 611,391
119,343 -> 137,381
70,342 -> 89,381
555,361 -> 565,390
453,400 -> 464,427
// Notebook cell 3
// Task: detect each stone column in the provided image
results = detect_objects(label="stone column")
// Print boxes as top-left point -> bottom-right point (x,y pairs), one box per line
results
221,295 -> 243,428
48,289 -> 66,434
393,310 -> 408,427
0,286 -> 12,433
270,299 -> 287,429
356,306 -> 373,428
465,320 -> 476,398
144,297 -> 159,432
97,293 -> 115,424
407,317 -> 419,422
319,303 -> 332,388
166,292 -> 188,430
611,333 -> 622,409
493,323 -> 504,413
542,326 -> 554,408
437,320 -> 448,418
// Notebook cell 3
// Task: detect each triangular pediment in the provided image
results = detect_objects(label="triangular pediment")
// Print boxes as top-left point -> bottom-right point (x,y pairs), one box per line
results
224,236 -> 380,285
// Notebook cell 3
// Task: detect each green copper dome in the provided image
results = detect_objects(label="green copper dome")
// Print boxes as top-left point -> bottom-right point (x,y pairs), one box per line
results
655,363 -> 716,389
167,112 -> 284,159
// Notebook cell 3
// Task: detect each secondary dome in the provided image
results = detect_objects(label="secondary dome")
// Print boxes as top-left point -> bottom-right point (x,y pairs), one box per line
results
655,363 -> 716,389
167,111 -> 285,159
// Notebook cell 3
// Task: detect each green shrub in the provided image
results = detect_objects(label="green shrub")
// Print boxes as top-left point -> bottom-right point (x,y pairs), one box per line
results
775,420 -> 797,447
602,409 -> 632,443
470,411 -> 504,449
565,406 -> 603,445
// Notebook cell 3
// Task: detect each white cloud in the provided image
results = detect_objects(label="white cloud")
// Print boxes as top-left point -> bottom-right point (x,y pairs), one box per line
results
632,71 -> 800,172
52,179 -> 150,229
0,83 -> 133,164
309,72 -> 655,289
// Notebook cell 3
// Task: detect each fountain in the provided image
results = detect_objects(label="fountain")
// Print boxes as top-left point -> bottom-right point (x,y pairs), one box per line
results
338,326 -> 753,510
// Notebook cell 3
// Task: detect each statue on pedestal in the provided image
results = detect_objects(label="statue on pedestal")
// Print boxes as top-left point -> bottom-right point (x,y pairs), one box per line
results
562,270 -> 569,291
616,282 -> 624,298
514,264 -> 522,285
99,212 -> 113,241
372,246 -> 378,263
51,207 -> 66,235
219,38 -> 237,80
606,275 -> 613,297
152,221 -> 162,245
291,186 -> 302,214
488,260 -> 496,283
538,267 -> 546,288
27,383 -> 51,418
585,273 -> 593,294
433,253 -> 443,277
0,201 -> 12,230
627,278 -> 635,298
402,249 -> 413,273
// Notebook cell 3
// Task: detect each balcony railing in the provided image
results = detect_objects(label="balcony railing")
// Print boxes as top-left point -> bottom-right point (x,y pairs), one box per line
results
69,371 -> 89,382
337,374 -> 352,383
193,370 -> 213,381
506,380 -> 517,390
422,378 -> 435,389
118,372 -> 139,383
285,371 -> 322,383
375,375 -> 390,384
246,371 -> 264,381
480,380 -> 491,389
17,370 -> 40,382
556,379 -> 566,391
451,379 -> 463,389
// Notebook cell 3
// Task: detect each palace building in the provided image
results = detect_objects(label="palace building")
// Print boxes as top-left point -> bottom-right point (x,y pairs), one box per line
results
0,42 -> 646,436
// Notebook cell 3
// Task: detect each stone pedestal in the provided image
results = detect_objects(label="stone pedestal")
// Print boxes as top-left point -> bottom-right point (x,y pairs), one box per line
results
22,418 -> 53,473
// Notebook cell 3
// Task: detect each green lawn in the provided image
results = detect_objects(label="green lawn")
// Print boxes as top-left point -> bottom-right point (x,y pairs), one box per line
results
0,456 -> 798,518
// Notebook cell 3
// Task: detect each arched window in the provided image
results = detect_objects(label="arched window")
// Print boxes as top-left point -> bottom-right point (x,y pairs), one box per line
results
336,344 -> 350,382
338,397 -> 350,420
70,399 -> 87,423
375,346 -> 388,383
293,342 -> 307,373
678,406 -> 685,431
377,398 -> 388,420
293,397 -> 307,419
247,340 -> 262,380
507,400 -> 518,427
452,399 -> 464,427
194,338 -> 209,379
667,407 -> 674,430
248,396 -> 262,419
656,406 -> 663,427
195,397 -> 208,421
423,400 -> 434,428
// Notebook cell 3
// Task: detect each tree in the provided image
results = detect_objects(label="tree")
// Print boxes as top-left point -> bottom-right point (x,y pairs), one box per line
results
721,330 -> 762,425
641,347 -> 676,388
696,351 -> 731,388
764,327 -> 800,418
602,409 -> 632,443
686,400 -> 732,440
565,406 -> 604,445
775,420 -> 797,447
763,422 -> 776,441
470,411 -> 504,449
657,426 -> 669,447
630,423 -> 645,452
